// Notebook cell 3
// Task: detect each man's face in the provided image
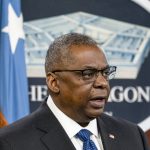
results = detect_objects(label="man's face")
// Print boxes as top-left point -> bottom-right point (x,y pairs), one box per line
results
54,45 -> 110,125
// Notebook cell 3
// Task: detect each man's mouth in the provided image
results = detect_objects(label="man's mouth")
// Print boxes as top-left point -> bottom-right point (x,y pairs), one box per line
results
89,96 -> 107,108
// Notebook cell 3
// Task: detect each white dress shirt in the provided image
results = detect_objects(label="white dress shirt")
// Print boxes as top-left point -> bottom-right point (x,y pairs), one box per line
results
47,95 -> 104,150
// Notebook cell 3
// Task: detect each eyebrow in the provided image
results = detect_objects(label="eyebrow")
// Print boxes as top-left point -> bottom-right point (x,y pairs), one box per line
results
81,65 -> 109,70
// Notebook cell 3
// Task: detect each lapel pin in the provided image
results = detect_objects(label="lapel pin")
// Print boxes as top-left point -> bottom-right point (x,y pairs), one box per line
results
109,134 -> 115,139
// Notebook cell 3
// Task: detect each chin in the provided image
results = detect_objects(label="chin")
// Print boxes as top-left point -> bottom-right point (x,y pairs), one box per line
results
88,109 -> 104,119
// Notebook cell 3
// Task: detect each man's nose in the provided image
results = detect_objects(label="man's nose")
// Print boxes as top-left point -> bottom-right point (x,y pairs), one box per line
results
93,73 -> 109,88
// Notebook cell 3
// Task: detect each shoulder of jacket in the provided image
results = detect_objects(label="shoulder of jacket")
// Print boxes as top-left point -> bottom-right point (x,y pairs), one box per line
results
99,113 -> 138,130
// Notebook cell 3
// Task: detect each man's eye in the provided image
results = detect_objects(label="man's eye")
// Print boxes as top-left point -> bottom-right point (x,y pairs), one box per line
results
82,70 -> 95,79
103,69 -> 110,76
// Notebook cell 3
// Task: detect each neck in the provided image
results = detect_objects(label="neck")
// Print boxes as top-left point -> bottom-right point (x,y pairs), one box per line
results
77,121 -> 89,127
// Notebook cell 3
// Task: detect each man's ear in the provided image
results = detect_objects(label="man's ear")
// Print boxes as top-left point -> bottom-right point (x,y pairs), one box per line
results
46,73 -> 60,94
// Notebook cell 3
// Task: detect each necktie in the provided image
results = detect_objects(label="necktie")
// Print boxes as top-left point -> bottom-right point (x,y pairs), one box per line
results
76,129 -> 98,150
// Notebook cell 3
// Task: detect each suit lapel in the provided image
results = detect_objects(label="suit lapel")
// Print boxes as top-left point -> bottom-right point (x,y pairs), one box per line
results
41,126 -> 76,150
34,102 -> 76,150
97,114 -> 120,150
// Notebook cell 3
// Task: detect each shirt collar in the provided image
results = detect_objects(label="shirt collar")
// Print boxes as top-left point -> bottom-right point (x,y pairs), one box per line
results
47,95 -> 99,138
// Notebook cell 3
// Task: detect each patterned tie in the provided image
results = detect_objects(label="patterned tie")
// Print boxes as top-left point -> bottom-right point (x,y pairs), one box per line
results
76,129 -> 98,150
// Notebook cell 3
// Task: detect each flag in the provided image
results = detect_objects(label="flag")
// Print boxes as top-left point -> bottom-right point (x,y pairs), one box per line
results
0,112 -> 8,127
0,0 -> 29,127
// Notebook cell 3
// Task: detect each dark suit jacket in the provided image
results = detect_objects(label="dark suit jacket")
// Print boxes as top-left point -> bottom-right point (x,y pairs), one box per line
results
0,101 -> 149,150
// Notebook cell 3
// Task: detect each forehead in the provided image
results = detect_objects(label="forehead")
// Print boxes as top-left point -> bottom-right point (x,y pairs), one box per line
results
68,45 -> 108,69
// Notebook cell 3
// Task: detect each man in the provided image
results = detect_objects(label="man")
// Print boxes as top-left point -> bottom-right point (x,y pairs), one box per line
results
0,33 -> 149,150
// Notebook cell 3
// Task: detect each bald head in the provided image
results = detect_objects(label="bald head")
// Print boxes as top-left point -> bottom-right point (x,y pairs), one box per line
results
45,33 -> 99,75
